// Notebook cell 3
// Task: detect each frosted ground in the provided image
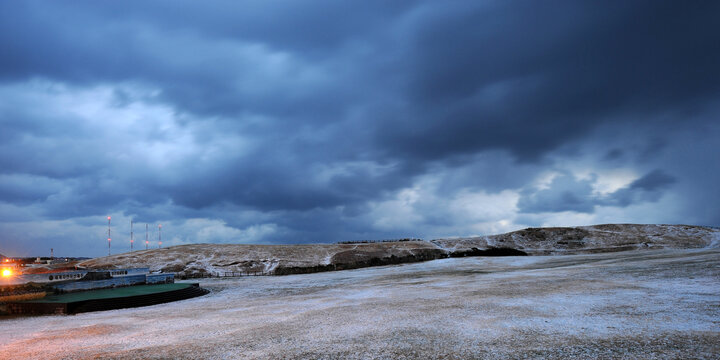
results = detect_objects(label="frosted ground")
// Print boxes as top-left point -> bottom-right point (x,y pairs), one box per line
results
1,249 -> 718,359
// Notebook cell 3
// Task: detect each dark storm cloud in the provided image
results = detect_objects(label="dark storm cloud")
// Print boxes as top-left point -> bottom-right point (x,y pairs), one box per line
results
0,1 -> 719,255
384,1 -> 720,161
166,152 -> 416,212
0,0 -> 408,120
0,175 -> 62,204
603,149 -> 625,162
608,172 -> 675,208
3,1 -> 718,161
629,170 -> 676,192
518,173 -> 597,214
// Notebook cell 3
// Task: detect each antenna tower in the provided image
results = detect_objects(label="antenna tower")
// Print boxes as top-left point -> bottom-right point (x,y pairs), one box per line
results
145,224 -> 149,250
158,224 -> 162,248
130,219 -> 134,251
107,216 -> 112,256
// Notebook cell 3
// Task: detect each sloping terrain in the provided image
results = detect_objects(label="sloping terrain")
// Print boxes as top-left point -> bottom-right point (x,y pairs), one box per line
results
79,241 -> 443,277
3,249 -> 719,359
78,224 -> 720,276
432,224 -> 719,255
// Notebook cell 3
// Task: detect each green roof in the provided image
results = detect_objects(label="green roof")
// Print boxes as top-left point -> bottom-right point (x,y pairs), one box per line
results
21,283 -> 193,304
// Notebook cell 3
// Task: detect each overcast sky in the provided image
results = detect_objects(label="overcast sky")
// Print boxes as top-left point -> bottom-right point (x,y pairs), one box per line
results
1,1 -> 719,257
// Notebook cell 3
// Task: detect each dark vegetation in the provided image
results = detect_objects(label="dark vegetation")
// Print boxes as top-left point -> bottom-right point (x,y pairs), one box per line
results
274,247 -> 528,275
274,249 -> 448,275
337,238 -> 423,244
274,264 -> 337,276
448,247 -> 528,257
512,227 -> 592,242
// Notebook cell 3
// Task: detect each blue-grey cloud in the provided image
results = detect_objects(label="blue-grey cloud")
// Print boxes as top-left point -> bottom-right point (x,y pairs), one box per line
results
518,173 -> 597,214
518,169 -> 678,214
629,170 -> 676,192
0,1 -> 718,256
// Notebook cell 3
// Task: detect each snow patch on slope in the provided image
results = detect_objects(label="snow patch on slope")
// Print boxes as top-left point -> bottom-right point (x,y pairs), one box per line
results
432,224 -> 719,255
78,224 -> 719,276
79,242 -> 440,276
709,231 -> 720,248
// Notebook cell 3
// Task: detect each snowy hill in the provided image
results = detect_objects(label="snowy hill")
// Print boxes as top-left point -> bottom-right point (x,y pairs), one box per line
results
79,241 -> 443,277
432,224 -> 720,255
79,224 -> 719,276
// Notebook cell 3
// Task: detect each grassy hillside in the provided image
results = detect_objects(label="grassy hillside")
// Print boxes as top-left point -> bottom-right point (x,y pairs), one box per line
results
79,241 -> 444,277
432,224 -> 719,255
78,224 -> 719,276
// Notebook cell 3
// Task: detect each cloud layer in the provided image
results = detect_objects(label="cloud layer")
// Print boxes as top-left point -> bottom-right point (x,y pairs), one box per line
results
1,1 -> 718,256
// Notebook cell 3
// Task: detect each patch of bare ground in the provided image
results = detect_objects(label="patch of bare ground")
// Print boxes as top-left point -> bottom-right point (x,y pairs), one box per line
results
2,248 -> 718,359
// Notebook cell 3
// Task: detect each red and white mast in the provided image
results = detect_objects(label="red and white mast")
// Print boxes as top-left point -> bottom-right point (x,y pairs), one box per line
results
107,216 -> 112,256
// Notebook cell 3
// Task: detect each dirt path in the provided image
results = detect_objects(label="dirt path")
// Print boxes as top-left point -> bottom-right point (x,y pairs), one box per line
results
1,249 -> 718,359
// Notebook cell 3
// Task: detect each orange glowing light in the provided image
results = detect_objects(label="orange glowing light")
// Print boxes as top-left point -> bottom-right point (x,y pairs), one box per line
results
1,269 -> 12,277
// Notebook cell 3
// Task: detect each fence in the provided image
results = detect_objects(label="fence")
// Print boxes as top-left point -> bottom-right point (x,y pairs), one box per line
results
178,270 -> 271,279
217,271 -> 270,277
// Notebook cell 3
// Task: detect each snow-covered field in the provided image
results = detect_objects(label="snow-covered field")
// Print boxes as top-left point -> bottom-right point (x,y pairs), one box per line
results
2,248 -> 718,359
